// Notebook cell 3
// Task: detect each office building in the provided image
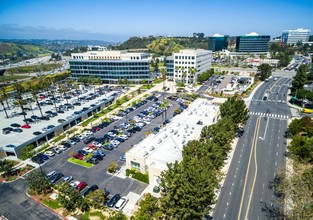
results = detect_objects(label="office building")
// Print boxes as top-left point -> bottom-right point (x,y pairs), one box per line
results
167,49 -> 212,84
69,51 -> 151,84
282,28 -> 311,45
126,98 -> 220,190
235,32 -> 270,52
208,34 -> 229,51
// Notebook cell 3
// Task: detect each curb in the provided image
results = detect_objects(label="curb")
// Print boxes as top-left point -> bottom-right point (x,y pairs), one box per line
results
25,188 -> 67,220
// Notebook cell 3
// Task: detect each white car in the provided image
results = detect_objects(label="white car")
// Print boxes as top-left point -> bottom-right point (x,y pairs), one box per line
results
58,145 -> 67,151
115,196 -> 129,211
119,135 -> 128,140
67,140 -> 76,146
83,147 -> 94,153
45,150 -> 55,157
92,141 -> 102,148
76,135 -> 85,140
53,147 -> 62,154
84,130 -> 93,136
108,132 -> 117,137
69,181 -> 80,188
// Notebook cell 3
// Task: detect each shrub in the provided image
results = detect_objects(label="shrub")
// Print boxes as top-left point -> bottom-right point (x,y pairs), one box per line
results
107,162 -> 119,173
68,158 -> 93,168
126,169 -> 149,183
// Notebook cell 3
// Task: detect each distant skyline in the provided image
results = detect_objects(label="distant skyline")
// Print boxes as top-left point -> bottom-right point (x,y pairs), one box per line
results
0,0 -> 312,42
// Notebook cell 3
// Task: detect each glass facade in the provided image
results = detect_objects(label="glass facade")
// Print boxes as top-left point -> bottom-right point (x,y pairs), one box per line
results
166,57 -> 174,78
208,36 -> 229,51
69,60 -> 151,83
235,35 -> 270,52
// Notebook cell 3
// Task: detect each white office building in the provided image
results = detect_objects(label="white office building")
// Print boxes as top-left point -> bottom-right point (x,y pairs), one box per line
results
69,51 -> 151,84
166,49 -> 212,84
282,28 -> 311,45
125,98 -> 220,192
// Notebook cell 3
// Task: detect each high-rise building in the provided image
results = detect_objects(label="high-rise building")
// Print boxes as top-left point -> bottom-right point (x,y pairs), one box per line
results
166,49 -> 212,84
282,28 -> 311,45
235,32 -> 270,52
208,34 -> 229,51
69,51 -> 151,84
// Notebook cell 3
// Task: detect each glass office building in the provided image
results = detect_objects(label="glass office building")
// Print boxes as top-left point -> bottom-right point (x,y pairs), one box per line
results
235,33 -> 270,52
166,56 -> 174,79
282,28 -> 311,45
208,35 -> 229,51
69,51 -> 151,84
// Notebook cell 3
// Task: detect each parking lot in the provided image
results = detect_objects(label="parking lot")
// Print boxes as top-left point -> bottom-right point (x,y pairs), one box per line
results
41,94 -> 179,197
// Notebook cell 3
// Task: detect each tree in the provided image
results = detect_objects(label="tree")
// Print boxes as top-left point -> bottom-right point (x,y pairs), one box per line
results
132,193 -> 160,220
292,64 -> 308,91
288,118 -> 304,136
12,82 -> 28,124
86,189 -> 106,209
107,161 -> 118,173
0,160 -> 14,176
257,63 -> 272,81
19,144 -> 35,160
219,96 -> 249,128
189,67 -> 197,86
0,90 -> 9,118
26,170 -> 51,194
108,211 -> 127,220
288,136 -> 313,162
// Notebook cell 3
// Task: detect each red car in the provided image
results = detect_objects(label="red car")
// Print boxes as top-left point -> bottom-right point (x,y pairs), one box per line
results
74,153 -> 83,160
21,124 -> 31,129
92,126 -> 100,132
88,144 -> 97,150
77,182 -> 87,191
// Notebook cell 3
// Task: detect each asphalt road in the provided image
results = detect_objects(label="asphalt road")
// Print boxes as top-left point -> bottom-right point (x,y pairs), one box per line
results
196,75 -> 218,95
41,97 -> 179,196
213,77 -> 292,220
0,179 -> 62,220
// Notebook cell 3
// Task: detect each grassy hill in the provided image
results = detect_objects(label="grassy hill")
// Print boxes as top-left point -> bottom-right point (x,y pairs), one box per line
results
0,43 -> 51,64
112,35 -> 209,55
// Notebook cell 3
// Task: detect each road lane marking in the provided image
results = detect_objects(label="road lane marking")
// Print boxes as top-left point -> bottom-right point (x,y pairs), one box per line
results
238,116 -> 261,220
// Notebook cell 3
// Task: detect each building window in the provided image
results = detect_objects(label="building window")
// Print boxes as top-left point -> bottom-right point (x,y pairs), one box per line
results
131,161 -> 140,170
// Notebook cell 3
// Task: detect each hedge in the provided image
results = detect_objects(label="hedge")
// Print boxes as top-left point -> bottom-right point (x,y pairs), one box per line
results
68,158 -> 93,168
126,169 -> 149,183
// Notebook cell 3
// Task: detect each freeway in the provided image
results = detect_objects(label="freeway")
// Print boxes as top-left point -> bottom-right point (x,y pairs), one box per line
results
213,77 -> 292,220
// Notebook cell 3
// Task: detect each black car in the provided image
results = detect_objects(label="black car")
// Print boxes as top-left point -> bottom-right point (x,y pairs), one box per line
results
37,153 -> 49,160
88,157 -> 99,164
78,150 -> 87,156
127,128 -> 136,133
40,116 -> 50,120
115,137 -> 125,143
102,143 -> 114,151
49,173 -> 64,184
31,156 -> 44,164
134,126 -> 141,131
33,131 -> 42,136
62,142 -> 71,148
73,102 -> 81,106
58,119 -> 66,123
107,194 -> 121,208
83,185 -> 99,197
83,136 -> 95,144
103,134 -> 113,141
71,137 -> 81,143
13,128 -> 23,133
92,154 -> 103,161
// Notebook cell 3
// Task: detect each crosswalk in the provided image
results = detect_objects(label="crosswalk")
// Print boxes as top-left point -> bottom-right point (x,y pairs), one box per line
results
252,99 -> 286,103
249,111 -> 290,119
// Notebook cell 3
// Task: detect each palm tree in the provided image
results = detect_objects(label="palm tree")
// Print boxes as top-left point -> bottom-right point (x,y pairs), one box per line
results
174,66 -> 181,83
12,83 -> 28,124
0,91 -> 9,118
181,67 -> 187,84
0,85 -> 11,110
25,82 -> 44,117
189,67 -> 197,86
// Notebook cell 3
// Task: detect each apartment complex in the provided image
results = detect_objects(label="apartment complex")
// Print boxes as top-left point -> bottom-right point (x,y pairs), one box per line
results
166,49 -> 212,84
69,51 -> 151,84
125,98 -> 220,190
235,32 -> 270,52
208,34 -> 229,52
282,28 -> 311,45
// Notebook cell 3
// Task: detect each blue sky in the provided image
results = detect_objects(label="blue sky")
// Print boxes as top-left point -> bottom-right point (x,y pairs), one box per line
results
0,0 -> 312,42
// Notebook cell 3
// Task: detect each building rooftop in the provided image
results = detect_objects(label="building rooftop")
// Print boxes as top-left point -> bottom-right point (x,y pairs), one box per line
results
128,98 -> 219,170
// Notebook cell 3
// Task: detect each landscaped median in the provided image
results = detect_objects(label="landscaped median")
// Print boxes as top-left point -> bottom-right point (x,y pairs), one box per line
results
68,158 -> 93,168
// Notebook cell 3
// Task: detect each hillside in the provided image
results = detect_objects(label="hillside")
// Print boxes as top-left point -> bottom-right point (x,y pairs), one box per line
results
112,34 -> 209,55
0,43 -> 51,56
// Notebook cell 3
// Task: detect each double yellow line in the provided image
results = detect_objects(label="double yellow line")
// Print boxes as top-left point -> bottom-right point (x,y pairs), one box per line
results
237,116 -> 261,220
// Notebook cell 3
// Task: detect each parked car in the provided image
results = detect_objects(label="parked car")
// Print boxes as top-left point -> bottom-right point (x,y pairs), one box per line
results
92,154 -> 103,161
31,156 -> 44,164
83,185 -> 99,197
45,150 -> 55,157
62,176 -> 73,182
119,155 -> 126,162
77,182 -> 88,191
37,153 -> 49,160
107,194 -> 121,208
83,136 -> 95,144
115,196 -> 129,211
46,171 -> 56,179
53,147 -> 62,154
58,145 -> 67,151
102,143 -> 114,150
78,150 -> 87,156
93,150 -> 106,157
74,153 -> 84,160
88,157 -> 99,164
83,147 -> 94,153
50,173 -> 64,184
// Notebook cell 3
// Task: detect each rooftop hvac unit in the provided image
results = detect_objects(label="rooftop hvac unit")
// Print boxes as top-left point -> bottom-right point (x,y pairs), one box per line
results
144,151 -> 149,157
150,146 -> 155,151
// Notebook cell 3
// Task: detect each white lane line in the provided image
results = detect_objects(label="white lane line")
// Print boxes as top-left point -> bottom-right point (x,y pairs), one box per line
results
275,161 -> 277,166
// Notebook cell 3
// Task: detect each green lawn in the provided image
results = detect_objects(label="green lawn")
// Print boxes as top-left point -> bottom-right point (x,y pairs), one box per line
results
68,158 -> 93,168
41,199 -> 61,209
